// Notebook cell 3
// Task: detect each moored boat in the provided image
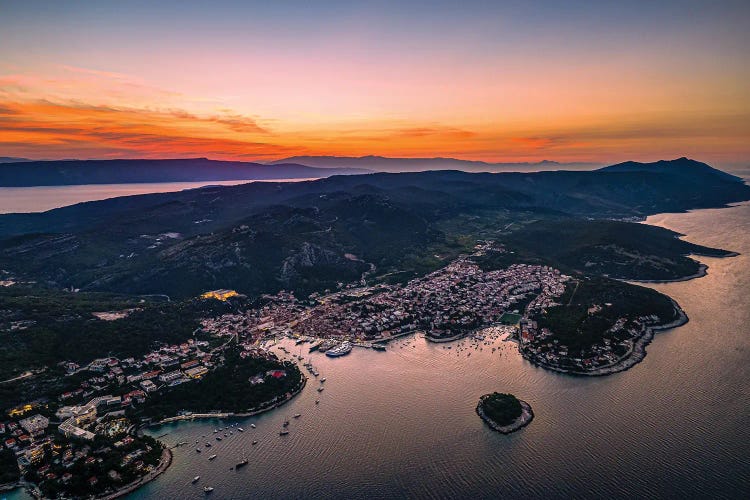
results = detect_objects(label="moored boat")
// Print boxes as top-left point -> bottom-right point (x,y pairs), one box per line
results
325,341 -> 353,357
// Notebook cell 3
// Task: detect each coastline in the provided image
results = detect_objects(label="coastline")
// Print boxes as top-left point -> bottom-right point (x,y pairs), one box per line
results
107,374 -> 308,499
425,331 -> 468,343
476,397 -> 534,434
97,448 -> 172,500
521,297 -> 688,377
628,263 -> 708,284
149,374 -> 307,426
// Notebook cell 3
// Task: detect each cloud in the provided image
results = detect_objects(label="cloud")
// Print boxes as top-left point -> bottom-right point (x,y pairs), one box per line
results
0,99 -> 295,160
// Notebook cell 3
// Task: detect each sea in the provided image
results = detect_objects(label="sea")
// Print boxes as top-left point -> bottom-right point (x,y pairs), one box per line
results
3,182 -> 749,499
0,179 -> 314,214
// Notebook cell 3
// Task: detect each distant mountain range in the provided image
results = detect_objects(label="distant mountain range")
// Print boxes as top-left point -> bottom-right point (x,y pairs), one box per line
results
0,158 -> 369,187
0,157 -> 31,163
269,155 -> 601,172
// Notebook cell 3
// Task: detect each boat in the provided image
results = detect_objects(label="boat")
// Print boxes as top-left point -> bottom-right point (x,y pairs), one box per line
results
320,377 -> 326,382
293,414 -> 301,418
295,337 -> 305,345
309,341 -> 322,352
252,440 -> 258,445
236,459 -> 248,469
279,430 -> 289,436
237,427 -> 244,432
282,419 -> 289,427
325,341 -> 352,357
317,339 -> 337,352
192,476 -> 200,483
372,344 -> 386,351
205,443 -> 212,447
315,400 -> 320,404
196,448 -> 201,453
317,386 -> 324,392
208,454 -> 217,460
250,423 -> 256,429
216,436 -> 222,441
213,430 -> 218,433
204,486 -> 214,493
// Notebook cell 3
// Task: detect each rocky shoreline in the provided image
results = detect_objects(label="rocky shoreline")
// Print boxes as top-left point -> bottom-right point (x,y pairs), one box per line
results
150,374 -> 307,426
97,448 -> 172,500
629,263 -> 708,284
522,297 -> 688,377
476,397 -> 534,434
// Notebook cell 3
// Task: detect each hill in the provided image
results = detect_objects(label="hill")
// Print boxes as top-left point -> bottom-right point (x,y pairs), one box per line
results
0,158 -> 369,187
0,158 -> 746,298
269,155 -> 599,173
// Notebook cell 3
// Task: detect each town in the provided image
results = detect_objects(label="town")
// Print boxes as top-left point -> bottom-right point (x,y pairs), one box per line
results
1,242 -> 676,498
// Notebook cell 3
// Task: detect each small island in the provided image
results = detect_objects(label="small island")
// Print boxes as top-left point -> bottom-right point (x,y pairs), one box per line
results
476,393 -> 533,434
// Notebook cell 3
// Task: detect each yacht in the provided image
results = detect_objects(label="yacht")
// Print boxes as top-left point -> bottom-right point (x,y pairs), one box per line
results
192,476 -> 200,483
325,341 -> 352,357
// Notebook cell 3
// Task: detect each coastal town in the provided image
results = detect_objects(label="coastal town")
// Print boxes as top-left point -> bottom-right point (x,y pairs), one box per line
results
1,241 -> 681,498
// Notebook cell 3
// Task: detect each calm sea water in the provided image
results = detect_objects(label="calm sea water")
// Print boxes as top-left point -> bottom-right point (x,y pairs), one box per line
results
0,179 -> 313,214
4,195 -> 749,500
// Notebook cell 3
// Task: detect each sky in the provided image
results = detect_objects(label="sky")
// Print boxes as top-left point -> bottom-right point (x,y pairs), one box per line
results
0,0 -> 748,165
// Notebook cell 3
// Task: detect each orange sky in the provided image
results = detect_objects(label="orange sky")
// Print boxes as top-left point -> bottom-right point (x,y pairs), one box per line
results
1,2 -> 749,165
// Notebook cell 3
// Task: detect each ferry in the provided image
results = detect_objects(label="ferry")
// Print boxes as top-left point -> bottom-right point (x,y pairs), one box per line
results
204,486 -> 214,493
208,454 -> 217,460
325,341 -> 353,357
192,476 -> 200,483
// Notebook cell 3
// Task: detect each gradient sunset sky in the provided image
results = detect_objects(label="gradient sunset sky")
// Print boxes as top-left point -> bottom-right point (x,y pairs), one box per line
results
1,0 -> 748,165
